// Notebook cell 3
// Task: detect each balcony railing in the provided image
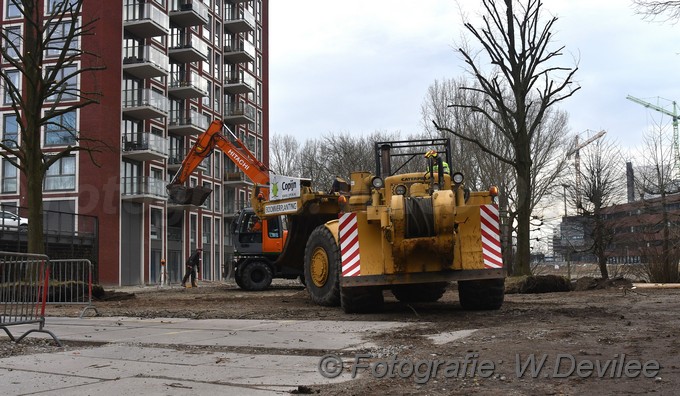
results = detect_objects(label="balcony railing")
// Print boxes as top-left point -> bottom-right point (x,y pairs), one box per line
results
169,35 -> 209,63
170,0 -> 209,27
122,132 -> 168,161
224,7 -> 255,33
224,198 -> 251,215
168,109 -> 210,135
223,72 -> 255,94
122,89 -> 169,119
124,2 -> 169,38
168,71 -> 209,99
123,45 -> 169,79
223,40 -> 255,64
223,102 -> 255,124
121,176 -> 167,201
167,147 -> 188,167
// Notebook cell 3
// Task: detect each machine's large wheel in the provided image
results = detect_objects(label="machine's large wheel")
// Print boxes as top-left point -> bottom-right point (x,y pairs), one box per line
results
391,282 -> 448,303
341,286 -> 384,313
458,278 -> 505,310
234,269 -> 245,289
304,226 -> 340,306
236,261 -> 273,291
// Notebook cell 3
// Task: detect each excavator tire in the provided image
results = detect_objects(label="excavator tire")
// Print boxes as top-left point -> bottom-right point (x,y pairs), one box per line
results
391,282 -> 448,303
458,278 -> 505,310
341,286 -> 384,313
304,225 -> 340,306
237,261 -> 273,291
234,267 -> 245,289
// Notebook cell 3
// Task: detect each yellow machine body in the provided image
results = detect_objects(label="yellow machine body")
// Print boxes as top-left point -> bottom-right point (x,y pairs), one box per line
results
336,171 -> 503,287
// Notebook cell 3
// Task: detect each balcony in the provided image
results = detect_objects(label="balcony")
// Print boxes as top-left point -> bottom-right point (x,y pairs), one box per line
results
224,8 -> 255,34
123,45 -> 169,79
168,109 -> 210,136
124,3 -> 169,38
121,176 -> 167,204
122,89 -> 169,120
223,72 -> 255,95
223,40 -> 255,64
223,102 -> 255,125
169,37 -> 209,63
223,198 -> 251,218
223,171 -> 253,186
167,147 -> 188,170
169,0 -> 209,28
122,132 -> 168,162
168,71 -> 208,99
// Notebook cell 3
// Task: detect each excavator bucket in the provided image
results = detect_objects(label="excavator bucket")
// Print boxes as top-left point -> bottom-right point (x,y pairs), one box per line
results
167,185 -> 213,206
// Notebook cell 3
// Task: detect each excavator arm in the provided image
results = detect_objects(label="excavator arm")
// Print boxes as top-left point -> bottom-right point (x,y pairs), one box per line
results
167,119 -> 269,205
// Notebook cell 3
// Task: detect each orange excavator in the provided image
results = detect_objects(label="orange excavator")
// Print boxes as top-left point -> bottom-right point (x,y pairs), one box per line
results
167,120 -> 343,290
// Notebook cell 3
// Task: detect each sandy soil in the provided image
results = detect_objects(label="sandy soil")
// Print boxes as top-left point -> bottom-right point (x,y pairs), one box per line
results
18,280 -> 680,394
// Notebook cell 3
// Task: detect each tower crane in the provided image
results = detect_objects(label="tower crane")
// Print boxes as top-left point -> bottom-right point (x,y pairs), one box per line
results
565,130 -> 606,214
626,95 -> 680,179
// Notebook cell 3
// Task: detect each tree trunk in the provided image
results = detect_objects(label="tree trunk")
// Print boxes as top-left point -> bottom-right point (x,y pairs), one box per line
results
514,159 -> 532,276
26,169 -> 45,254
23,3 -> 46,255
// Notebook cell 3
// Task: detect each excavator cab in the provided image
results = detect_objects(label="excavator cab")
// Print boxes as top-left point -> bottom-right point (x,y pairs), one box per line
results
234,208 -> 287,256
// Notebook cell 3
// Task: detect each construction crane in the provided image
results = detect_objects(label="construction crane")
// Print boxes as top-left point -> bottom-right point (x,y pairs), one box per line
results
565,129 -> 606,214
626,95 -> 680,179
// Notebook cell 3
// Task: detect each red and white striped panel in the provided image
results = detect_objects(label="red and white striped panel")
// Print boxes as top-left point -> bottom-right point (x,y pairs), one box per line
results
480,204 -> 503,269
339,213 -> 361,277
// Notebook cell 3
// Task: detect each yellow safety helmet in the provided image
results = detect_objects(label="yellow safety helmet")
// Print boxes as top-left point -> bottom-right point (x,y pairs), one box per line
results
424,149 -> 438,158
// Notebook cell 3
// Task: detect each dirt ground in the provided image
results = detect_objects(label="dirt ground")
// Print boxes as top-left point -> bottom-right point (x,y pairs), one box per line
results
16,280 -> 680,395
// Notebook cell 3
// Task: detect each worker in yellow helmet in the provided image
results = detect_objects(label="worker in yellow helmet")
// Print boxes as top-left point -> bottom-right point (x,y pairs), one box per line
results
425,150 -> 450,175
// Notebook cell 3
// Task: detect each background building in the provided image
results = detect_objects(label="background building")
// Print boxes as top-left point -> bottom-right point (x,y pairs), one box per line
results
0,0 -> 268,285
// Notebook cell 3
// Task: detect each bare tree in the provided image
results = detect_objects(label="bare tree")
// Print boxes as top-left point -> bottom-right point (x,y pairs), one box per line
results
632,0 -> 680,21
269,133 -> 301,176
422,77 -> 517,270
633,124 -> 680,282
0,0 -> 106,254
434,0 -> 579,275
576,137 -> 626,278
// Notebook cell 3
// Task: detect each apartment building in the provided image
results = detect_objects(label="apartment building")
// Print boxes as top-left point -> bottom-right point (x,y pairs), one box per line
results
0,0 -> 268,285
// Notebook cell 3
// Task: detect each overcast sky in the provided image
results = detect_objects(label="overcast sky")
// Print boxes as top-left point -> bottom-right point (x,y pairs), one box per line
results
269,0 -> 680,155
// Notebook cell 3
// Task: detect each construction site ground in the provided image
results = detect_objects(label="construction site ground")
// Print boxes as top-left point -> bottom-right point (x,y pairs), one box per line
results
3,277 -> 680,395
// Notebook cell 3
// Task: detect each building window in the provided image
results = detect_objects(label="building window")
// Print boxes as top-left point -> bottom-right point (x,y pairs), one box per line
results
214,52 -> 220,80
190,214 -> 197,244
151,208 -> 162,240
46,65 -> 78,102
202,181 -> 211,210
47,0 -> 79,14
203,80 -> 212,107
2,114 -> 18,148
45,110 -> 77,146
44,155 -> 76,191
47,20 -> 79,58
1,159 -> 17,193
203,15 -> 212,41
214,184 -> 220,213
3,70 -> 20,105
3,25 -> 21,59
214,86 -> 220,113
5,0 -> 21,18
202,215 -> 211,244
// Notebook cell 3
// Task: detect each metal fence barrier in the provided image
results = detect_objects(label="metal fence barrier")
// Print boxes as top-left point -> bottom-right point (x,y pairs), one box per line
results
48,259 -> 99,318
0,252 -> 61,346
